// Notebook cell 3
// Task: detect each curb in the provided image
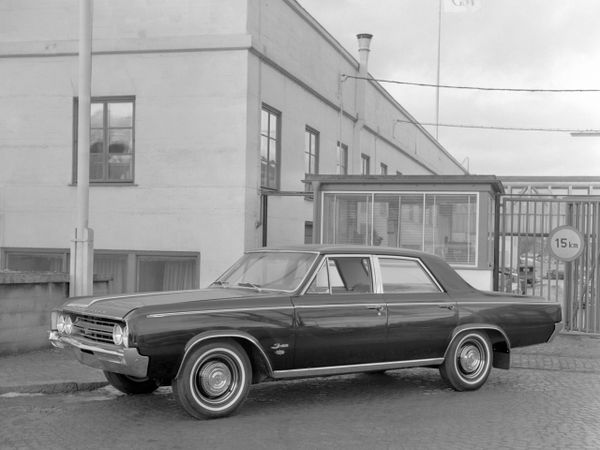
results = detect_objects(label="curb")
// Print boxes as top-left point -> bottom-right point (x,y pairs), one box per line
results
0,381 -> 108,396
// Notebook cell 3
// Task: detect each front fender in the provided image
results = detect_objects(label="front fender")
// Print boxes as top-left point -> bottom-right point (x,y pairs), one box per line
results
175,330 -> 275,380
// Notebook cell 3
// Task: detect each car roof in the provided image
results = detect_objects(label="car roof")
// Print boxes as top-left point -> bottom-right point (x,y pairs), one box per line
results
248,245 -> 437,259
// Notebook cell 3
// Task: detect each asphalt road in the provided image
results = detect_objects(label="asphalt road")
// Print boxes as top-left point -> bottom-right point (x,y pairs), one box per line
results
1,366 -> 599,450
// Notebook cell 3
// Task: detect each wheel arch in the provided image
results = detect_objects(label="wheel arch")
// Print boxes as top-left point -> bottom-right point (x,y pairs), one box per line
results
175,330 -> 275,383
447,324 -> 512,370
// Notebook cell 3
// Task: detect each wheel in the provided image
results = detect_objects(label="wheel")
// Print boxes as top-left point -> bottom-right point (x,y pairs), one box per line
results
103,371 -> 160,394
172,340 -> 251,419
440,331 -> 492,391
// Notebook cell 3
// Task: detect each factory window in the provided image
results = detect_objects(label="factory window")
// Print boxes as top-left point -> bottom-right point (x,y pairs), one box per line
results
337,142 -> 348,175
73,96 -> 135,184
260,105 -> 281,190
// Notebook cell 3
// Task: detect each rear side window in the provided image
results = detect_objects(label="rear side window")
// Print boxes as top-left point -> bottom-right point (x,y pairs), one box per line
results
379,258 -> 440,293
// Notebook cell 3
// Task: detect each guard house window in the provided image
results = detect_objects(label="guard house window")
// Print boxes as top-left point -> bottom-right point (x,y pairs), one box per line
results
337,142 -> 348,175
73,97 -> 135,183
260,105 -> 281,189
304,127 -> 319,191
380,163 -> 388,175
361,154 -> 370,175
322,192 -> 478,266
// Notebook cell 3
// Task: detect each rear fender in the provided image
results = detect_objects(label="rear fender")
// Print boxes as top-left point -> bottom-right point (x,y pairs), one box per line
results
447,324 -> 512,370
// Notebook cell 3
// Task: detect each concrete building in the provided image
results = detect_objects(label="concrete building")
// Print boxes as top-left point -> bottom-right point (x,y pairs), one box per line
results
0,0 -> 466,293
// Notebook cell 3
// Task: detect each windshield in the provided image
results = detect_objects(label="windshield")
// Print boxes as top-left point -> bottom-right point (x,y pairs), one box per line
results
211,251 -> 318,292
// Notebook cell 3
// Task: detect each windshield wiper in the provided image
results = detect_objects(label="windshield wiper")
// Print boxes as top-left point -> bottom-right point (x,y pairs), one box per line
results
211,280 -> 230,288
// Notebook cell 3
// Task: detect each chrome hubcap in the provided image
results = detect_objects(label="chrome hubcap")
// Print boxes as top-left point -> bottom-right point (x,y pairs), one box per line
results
200,361 -> 232,397
459,344 -> 482,374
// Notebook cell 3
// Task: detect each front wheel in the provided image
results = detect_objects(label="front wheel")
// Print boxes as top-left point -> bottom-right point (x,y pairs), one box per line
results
103,371 -> 160,394
172,340 -> 251,419
440,331 -> 492,391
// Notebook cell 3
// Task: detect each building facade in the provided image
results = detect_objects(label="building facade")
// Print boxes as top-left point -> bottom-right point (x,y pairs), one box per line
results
0,0 -> 466,292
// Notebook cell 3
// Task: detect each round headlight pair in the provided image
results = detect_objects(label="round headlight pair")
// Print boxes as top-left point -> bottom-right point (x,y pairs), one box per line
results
112,324 -> 129,347
57,314 -> 73,335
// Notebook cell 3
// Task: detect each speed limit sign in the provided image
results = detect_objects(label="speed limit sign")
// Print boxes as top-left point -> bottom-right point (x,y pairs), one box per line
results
548,226 -> 584,262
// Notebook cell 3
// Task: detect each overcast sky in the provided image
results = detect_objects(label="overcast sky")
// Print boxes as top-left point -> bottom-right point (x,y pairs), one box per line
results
299,0 -> 600,177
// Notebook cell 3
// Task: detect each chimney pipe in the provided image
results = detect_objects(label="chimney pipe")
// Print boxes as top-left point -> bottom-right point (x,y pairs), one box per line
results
356,33 -> 373,74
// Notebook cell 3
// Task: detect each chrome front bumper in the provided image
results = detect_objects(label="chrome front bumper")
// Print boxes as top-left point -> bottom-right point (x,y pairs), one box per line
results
49,331 -> 149,378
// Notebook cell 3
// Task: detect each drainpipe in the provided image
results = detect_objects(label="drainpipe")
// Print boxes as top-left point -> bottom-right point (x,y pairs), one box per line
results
353,34 -> 372,173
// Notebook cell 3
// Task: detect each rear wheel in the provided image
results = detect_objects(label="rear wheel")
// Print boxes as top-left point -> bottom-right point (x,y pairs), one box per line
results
172,340 -> 251,419
440,331 -> 492,391
103,371 -> 160,394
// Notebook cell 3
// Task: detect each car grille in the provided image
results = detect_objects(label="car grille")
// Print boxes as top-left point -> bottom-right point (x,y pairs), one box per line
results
72,315 -> 120,344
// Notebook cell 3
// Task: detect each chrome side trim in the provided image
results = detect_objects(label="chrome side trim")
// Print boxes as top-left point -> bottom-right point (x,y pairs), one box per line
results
48,331 -> 149,378
272,358 -> 444,379
175,330 -> 275,380
147,306 -> 293,319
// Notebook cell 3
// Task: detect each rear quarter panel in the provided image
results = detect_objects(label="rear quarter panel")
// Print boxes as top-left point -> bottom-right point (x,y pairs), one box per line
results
451,291 -> 562,348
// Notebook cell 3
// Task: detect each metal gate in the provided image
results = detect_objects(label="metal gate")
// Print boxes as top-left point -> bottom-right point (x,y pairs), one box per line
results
496,196 -> 600,334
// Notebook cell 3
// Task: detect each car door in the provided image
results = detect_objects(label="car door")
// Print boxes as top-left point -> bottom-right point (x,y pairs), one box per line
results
292,255 -> 388,369
378,256 -> 457,362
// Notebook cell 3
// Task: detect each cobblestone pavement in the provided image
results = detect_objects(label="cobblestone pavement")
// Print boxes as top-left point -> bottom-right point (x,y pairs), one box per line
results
1,366 -> 599,450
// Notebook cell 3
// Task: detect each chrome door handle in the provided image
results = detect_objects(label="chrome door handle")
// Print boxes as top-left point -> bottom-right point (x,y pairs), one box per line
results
367,305 -> 385,316
439,304 -> 455,310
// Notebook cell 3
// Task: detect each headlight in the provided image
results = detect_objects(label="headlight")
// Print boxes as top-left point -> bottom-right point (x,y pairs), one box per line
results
57,314 -> 66,333
112,324 -> 129,347
64,316 -> 73,335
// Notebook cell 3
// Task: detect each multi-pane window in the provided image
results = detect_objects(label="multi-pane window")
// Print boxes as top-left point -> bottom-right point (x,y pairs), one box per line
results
322,192 -> 478,266
1,248 -> 198,294
336,142 -> 348,175
361,153 -> 370,175
304,127 -> 319,177
260,105 -> 280,189
380,163 -> 388,175
74,97 -> 135,183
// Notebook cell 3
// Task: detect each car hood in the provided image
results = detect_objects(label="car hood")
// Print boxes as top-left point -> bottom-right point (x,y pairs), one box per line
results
61,288 -> 280,319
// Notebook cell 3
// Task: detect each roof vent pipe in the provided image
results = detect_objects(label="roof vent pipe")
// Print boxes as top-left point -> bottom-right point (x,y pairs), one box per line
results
356,33 -> 373,75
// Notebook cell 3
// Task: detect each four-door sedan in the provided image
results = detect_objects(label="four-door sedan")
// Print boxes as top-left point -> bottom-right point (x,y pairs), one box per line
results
49,246 -> 562,419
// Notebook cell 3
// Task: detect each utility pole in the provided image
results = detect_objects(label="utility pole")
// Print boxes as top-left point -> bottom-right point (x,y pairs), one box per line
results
70,0 -> 94,297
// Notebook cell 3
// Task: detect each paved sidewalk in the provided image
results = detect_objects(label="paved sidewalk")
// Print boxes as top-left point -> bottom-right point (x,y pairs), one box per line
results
0,333 -> 598,395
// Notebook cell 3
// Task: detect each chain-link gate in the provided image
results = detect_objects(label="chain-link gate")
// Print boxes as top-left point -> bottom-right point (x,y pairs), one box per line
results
496,196 -> 600,334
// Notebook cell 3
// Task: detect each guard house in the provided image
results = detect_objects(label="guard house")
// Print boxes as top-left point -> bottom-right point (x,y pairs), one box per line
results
307,175 -> 505,290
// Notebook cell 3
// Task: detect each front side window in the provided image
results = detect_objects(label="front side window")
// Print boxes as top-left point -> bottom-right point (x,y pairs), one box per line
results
378,257 -> 440,293
307,256 -> 373,294
74,97 -> 135,183
260,105 -> 281,189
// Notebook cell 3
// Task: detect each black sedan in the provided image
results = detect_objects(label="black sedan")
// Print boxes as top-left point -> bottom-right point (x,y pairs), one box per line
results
50,246 -> 562,419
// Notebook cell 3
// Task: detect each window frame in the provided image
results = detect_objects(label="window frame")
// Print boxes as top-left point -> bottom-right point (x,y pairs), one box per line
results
260,104 -> 282,190
320,191 -> 481,268
375,256 -> 443,294
336,142 -> 348,175
73,96 -> 136,185
361,153 -> 370,175
1,247 -> 199,293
